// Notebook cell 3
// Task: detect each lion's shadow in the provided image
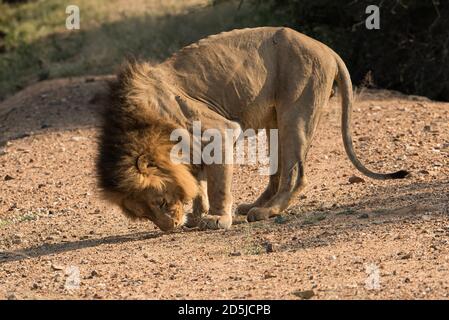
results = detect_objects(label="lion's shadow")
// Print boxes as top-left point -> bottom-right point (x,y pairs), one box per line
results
0,231 -> 164,264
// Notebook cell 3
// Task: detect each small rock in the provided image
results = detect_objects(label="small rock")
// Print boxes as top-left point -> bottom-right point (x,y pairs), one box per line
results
399,252 -> 412,260
4,175 -> 14,181
274,215 -> 288,224
358,213 -> 369,219
230,251 -> 242,257
292,289 -> 315,299
263,271 -> 277,279
264,242 -> 275,253
423,125 -> 432,132
6,292 -> 17,300
349,175 -> 365,184
51,263 -> 64,271
70,136 -> 87,142
12,234 -> 22,244
90,270 -> 100,278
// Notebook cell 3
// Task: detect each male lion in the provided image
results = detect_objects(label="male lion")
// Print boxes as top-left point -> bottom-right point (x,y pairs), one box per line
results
97,27 -> 408,231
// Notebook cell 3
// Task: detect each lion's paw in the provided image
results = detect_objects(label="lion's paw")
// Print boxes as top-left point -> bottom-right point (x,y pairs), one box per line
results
199,215 -> 232,230
247,207 -> 273,222
184,213 -> 202,228
235,203 -> 254,215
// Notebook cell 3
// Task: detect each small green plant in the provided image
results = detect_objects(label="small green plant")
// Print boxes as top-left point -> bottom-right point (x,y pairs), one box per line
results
19,214 -> 37,222
0,219 -> 11,228
246,242 -> 263,255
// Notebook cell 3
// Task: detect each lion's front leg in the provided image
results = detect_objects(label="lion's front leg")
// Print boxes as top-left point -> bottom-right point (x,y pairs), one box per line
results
185,170 -> 209,228
199,164 -> 233,230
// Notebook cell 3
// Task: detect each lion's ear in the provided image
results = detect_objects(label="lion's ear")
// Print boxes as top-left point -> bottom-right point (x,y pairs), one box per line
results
136,154 -> 156,174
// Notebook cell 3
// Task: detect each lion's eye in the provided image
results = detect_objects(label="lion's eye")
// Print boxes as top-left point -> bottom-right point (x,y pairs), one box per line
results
159,200 -> 168,210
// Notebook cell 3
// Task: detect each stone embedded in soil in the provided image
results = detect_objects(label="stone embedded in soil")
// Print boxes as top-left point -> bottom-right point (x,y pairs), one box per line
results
89,270 -> 100,278
358,213 -> 369,219
71,136 -> 87,142
348,175 -> 365,184
398,252 -> 412,260
274,215 -> 288,224
4,175 -> 15,181
229,251 -> 242,257
6,293 -> 17,300
263,271 -> 277,279
264,242 -> 275,253
292,289 -> 315,299
51,264 -> 64,271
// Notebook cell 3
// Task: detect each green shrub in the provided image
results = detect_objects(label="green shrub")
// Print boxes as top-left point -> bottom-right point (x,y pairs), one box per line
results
254,0 -> 449,101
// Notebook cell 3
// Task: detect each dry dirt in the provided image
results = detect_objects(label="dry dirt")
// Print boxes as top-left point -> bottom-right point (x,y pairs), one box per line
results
0,76 -> 448,300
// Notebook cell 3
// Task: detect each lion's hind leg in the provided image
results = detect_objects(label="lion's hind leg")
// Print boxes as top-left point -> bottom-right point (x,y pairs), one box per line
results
247,83 -> 326,222
235,170 -> 280,215
235,123 -> 281,216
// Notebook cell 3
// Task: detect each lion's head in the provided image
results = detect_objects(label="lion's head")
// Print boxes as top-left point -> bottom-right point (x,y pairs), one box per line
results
96,61 -> 198,231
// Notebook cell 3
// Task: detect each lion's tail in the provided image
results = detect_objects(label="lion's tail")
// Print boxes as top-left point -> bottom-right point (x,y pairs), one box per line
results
334,53 -> 409,180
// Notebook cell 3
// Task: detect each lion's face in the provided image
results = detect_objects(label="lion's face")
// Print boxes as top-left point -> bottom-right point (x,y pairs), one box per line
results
97,61 -> 200,232
120,190 -> 185,231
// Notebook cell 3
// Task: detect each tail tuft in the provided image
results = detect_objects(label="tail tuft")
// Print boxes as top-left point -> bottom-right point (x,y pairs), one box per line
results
389,170 -> 409,179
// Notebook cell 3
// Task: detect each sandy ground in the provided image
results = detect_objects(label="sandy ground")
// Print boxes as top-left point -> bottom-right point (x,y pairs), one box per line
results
0,76 -> 448,300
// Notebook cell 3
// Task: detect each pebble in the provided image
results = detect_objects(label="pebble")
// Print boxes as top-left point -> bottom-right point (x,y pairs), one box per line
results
399,252 -> 412,260
71,136 -> 87,142
51,263 -> 64,271
89,270 -> 100,278
264,242 -> 275,253
263,271 -> 277,279
349,176 -> 365,184
4,175 -> 15,181
274,215 -> 287,224
6,293 -> 17,300
292,289 -> 315,299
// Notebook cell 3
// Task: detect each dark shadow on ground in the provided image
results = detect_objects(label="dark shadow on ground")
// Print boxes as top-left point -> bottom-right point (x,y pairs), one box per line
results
233,178 -> 449,252
0,230 -> 164,264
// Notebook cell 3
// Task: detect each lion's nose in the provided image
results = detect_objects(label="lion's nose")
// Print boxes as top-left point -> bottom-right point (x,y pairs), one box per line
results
158,223 -> 175,232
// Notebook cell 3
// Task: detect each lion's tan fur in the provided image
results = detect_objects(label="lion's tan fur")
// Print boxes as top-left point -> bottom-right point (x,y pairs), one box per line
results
97,27 -> 407,231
